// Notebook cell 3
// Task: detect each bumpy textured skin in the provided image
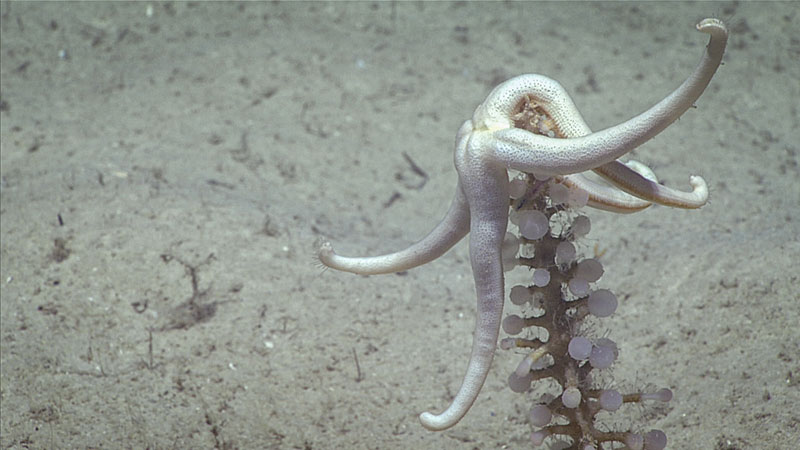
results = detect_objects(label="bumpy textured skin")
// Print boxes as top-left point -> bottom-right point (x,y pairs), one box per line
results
317,19 -> 727,431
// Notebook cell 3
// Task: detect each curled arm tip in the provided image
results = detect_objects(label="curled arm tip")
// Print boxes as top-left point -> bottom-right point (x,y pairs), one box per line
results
419,410 -> 459,432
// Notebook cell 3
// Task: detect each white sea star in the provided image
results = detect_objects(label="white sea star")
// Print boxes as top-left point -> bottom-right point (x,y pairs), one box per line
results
318,18 -> 727,431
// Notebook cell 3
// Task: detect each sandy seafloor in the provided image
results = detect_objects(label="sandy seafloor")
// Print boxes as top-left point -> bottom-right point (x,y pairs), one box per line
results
1,2 -> 798,449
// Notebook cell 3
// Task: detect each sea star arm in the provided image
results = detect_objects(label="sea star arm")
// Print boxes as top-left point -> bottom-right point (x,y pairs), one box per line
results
593,161 -> 709,209
565,158 -> 708,213
420,136 -> 510,431
483,18 -> 727,176
561,160 -> 659,213
317,182 -> 470,275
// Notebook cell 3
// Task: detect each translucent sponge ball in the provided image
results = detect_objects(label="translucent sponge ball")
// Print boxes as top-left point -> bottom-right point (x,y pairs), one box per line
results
599,389 -> 623,411
532,268 -> 551,287
568,336 -> 592,361
561,387 -> 582,408
530,430 -> 549,446
571,215 -> 591,237
555,241 -> 576,265
589,340 -> 617,369
529,404 -> 552,427
548,183 -> 570,204
509,178 -> 527,199
588,289 -> 617,317
510,285 -> 530,305
503,314 -> 525,335
518,210 -> 550,240
644,429 -> 667,450
625,433 -> 644,450
499,337 -> 517,350
568,277 -> 590,297
575,258 -> 604,282
508,370 -> 533,393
